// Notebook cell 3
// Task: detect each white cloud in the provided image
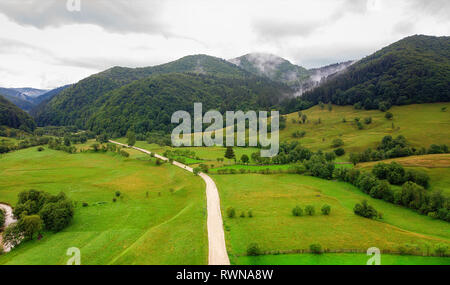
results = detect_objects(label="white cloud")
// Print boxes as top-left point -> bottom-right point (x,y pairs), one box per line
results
0,0 -> 448,89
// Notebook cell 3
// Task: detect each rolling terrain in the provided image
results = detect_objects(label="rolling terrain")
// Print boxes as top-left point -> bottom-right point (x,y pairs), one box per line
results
0,147 -> 207,265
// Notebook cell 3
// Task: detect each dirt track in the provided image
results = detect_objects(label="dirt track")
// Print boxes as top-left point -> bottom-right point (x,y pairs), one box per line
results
109,140 -> 230,265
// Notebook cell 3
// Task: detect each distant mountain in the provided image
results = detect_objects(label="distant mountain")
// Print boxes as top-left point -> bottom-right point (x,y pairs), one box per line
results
229,53 -> 354,95
0,85 -> 72,112
34,54 -> 272,129
0,94 -> 36,132
10,88 -> 48,98
302,35 -> 450,108
0,88 -> 35,111
229,53 -> 310,87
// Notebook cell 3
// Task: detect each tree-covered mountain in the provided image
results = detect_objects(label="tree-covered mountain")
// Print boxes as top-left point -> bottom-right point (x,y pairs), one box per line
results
0,95 -> 36,131
34,55 -> 292,134
87,73 -> 291,136
301,35 -> 450,109
229,53 -> 310,87
34,54 -> 258,128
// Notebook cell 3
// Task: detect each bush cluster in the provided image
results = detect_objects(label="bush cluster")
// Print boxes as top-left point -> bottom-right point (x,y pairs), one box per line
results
335,168 -> 449,222
349,135 -> 449,165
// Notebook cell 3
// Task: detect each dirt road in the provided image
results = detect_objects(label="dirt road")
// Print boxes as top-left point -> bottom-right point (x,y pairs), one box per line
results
109,140 -> 230,265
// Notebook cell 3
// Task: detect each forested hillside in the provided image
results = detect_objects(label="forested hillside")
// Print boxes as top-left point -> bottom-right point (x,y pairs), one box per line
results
0,95 -> 36,131
88,73 -> 291,136
229,53 -> 310,86
34,55 -> 259,128
301,35 -> 450,109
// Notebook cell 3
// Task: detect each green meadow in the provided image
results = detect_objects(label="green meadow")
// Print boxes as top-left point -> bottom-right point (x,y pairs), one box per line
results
0,147 -> 207,265
281,103 -> 450,156
212,173 -> 450,264
239,253 -> 450,265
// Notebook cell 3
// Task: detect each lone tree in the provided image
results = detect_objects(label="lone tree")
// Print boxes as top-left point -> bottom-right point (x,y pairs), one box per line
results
301,114 -> 307,124
126,129 -> 136,146
385,112 -> 393,120
241,154 -> 249,164
224,147 -> 235,160
327,102 -> 332,111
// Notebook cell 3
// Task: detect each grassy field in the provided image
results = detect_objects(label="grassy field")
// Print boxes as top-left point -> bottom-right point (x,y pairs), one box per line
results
0,146 -> 208,265
239,253 -> 450,265
281,103 -> 450,156
212,173 -> 450,264
114,138 -> 261,167
358,154 -> 450,196
114,103 -> 450,165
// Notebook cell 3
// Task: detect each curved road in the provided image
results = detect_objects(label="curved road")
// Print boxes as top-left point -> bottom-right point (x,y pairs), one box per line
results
110,140 -> 230,265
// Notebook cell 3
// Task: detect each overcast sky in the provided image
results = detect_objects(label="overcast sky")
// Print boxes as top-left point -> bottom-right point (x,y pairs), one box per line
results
0,0 -> 448,89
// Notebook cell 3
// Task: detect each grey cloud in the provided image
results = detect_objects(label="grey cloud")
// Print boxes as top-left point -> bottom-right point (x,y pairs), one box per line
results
288,43 -> 377,69
252,19 -> 322,41
53,55 -> 162,71
392,20 -> 416,35
252,0 -> 371,42
0,0 -> 168,35
0,38 -> 52,57
407,0 -> 450,20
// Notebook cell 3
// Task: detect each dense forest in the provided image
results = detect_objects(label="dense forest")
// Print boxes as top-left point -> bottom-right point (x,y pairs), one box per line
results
34,55 -> 267,129
0,95 -> 36,132
88,73 -> 291,136
301,35 -> 450,109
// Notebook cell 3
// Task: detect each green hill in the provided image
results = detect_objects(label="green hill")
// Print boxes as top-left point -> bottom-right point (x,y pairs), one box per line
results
0,94 -> 36,132
87,73 -> 291,136
34,54 -> 286,131
301,35 -> 450,109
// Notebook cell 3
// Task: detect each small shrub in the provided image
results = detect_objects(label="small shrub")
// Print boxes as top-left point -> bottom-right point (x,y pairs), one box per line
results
364,117 -> 372,124
309,244 -> 323,254
353,200 -> 378,219
385,112 -> 393,120
331,138 -> 344,148
115,191 -> 121,197
292,206 -> 303,217
248,210 -> 253,218
226,207 -> 236,218
305,205 -> 315,216
112,198 -> 117,203
321,205 -> 331,215
334,148 -> 345,156
240,211 -> 245,218
247,243 -> 262,256
434,244 -> 448,257
82,202 -> 88,207
37,146 -> 44,152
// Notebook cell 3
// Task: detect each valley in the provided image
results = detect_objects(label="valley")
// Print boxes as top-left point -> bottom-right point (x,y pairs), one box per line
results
0,34 -> 449,266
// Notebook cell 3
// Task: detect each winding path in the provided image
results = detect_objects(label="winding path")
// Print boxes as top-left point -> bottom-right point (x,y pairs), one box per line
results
109,140 -> 230,265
